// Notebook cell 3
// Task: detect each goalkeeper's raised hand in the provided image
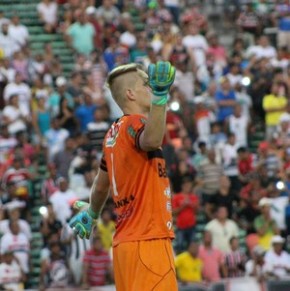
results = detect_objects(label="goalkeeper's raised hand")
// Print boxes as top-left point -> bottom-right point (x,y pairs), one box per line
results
69,201 -> 99,239
148,61 -> 176,106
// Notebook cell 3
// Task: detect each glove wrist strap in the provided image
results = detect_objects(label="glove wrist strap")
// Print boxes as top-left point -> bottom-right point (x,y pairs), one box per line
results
152,94 -> 168,105
88,207 -> 99,219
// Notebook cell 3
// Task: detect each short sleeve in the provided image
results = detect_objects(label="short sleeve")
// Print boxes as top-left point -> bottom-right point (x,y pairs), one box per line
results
125,115 -> 147,150
262,96 -> 271,110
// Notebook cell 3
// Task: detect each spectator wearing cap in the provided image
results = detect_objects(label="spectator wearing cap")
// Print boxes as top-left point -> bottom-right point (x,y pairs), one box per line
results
4,72 -> 31,117
172,176 -> 199,253
264,235 -> 290,279
175,241 -> 203,284
224,236 -> 247,278
49,177 -> 77,224
8,15 -> 29,49
48,76 -> 74,117
44,117 -> 69,161
0,220 -> 30,275
205,206 -> 239,253
245,245 -> 267,279
198,230 -> 227,282
66,11 -> 95,56
234,81 -> 253,121
0,248 -> 24,291
82,235 -> 113,288
215,77 -> 236,124
0,22 -> 20,58
37,0 -> 58,33
263,82 -> 287,140
254,197 -> 280,250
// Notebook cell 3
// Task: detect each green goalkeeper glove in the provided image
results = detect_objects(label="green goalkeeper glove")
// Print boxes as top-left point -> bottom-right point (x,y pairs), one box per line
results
148,61 -> 176,106
69,201 -> 99,239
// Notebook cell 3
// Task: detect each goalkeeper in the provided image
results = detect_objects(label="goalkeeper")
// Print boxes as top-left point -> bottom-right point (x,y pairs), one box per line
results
69,62 -> 178,290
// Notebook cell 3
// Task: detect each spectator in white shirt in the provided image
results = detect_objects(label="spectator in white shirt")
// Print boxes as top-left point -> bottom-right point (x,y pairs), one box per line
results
0,249 -> 24,291
205,206 -> 239,253
4,72 -> 31,116
37,0 -> 58,33
0,23 -> 20,58
8,16 -> 29,48
49,177 -> 77,225
0,220 -> 30,274
264,235 -> 290,279
246,35 -> 277,60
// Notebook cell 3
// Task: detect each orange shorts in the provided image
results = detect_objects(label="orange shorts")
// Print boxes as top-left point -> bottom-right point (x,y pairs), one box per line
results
113,238 -> 178,291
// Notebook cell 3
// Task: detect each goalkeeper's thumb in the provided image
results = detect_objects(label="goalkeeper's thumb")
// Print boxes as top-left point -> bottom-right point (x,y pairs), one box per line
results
73,200 -> 89,211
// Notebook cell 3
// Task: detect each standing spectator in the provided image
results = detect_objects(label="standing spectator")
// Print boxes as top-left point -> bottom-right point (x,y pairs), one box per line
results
66,11 -> 95,56
8,15 -> 29,48
75,93 -> 97,133
53,136 -> 75,179
66,72 -> 83,105
82,235 -> 113,289
224,237 -> 247,278
0,23 -> 20,58
41,163 -> 59,203
227,104 -> 249,147
245,245 -> 267,279
205,206 -> 239,253
4,72 -> 31,116
198,231 -> 227,282
49,177 -> 77,224
215,77 -> 236,124
0,220 -> 30,275
85,6 -> 102,48
0,124 -> 17,166
263,82 -> 287,140
172,176 -> 199,253
96,0 -> 121,26
264,235 -> 290,279
197,149 -> 224,219
44,118 -> 69,161
254,197 -> 280,250
97,209 -> 115,252
87,106 -> 110,158
37,0 -> 58,33
175,241 -> 203,284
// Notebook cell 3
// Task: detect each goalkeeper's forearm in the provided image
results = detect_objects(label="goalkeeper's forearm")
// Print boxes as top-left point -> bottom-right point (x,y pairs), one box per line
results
139,103 -> 167,151
89,170 -> 110,217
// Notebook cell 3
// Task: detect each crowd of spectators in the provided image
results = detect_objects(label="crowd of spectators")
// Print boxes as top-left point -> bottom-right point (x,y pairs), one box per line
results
1,0 -> 290,290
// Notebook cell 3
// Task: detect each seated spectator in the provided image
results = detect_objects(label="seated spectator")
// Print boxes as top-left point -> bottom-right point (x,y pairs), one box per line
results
37,0 -> 58,33
82,235 -> 113,288
198,231 -> 227,282
175,241 -> 203,284
172,176 -> 199,253
41,163 -> 59,203
96,0 -> 120,26
237,147 -> 256,183
0,220 -> 30,275
0,124 -> 17,166
225,237 -> 247,278
0,249 -> 24,291
40,239 -> 70,289
245,245 -> 267,280
254,197 -> 280,250
205,206 -> 239,253
264,235 -> 290,279
8,15 -> 29,49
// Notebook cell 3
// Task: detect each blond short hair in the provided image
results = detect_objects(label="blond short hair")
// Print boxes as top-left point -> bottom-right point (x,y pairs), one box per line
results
106,63 -> 147,107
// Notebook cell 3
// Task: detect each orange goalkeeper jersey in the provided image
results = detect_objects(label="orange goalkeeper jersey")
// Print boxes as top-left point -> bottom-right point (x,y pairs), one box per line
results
101,114 -> 174,246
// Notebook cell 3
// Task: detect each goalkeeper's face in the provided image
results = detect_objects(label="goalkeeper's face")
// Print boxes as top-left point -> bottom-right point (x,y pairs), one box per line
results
134,70 -> 152,111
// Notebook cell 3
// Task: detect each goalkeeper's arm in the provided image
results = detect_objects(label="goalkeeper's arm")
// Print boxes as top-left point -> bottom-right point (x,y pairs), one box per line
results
139,61 -> 176,152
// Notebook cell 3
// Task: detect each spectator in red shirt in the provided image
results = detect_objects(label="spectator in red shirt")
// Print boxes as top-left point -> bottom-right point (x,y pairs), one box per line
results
82,235 -> 113,288
237,146 -> 255,183
172,176 -> 199,253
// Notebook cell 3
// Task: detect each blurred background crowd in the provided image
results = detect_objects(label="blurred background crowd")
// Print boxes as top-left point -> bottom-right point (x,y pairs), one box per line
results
1,0 -> 290,290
